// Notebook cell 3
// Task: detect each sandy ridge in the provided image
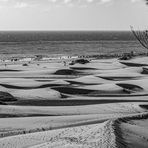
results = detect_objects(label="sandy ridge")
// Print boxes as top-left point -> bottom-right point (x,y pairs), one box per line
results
0,119 -> 117,148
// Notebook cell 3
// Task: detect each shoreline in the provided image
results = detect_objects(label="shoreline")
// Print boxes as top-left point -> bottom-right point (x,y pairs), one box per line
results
0,51 -> 148,65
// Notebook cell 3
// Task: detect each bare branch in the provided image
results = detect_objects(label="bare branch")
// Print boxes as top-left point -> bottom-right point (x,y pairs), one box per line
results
130,26 -> 148,50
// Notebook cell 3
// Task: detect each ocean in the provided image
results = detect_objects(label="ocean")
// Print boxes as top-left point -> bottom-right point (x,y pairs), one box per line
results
0,31 -> 146,57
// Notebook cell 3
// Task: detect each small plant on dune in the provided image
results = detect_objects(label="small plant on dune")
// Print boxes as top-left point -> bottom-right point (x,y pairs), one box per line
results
22,63 -> 28,66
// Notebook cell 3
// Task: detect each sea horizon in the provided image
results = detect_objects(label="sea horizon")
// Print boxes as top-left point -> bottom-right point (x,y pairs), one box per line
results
0,31 -> 145,58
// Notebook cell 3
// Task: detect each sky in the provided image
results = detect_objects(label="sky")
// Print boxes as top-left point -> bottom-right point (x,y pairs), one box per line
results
0,0 -> 148,31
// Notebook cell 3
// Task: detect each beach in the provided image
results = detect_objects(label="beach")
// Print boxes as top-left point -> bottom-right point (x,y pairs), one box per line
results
0,0 -> 148,146
0,55 -> 148,147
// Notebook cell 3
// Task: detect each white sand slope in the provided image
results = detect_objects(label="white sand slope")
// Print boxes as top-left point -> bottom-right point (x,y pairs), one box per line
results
1,56 -> 148,147
0,120 -> 117,148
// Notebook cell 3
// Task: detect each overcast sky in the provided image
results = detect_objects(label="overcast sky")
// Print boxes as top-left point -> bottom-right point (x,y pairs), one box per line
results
0,0 -> 147,31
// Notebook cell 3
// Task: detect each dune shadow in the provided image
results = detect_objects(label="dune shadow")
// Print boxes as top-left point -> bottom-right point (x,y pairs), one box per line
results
0,113 -> 57,118
0,91 -> 17,102
99,76 -> 141,81
116,83 -> 143,93
0,83 -> 69,90
139,105 -> 148,110
0,69 -> 22,72
0,101 -> 7,105
120,61 -> 148,67
54,69 -> 82,75
51,86 -> 148,97
7,99 -> 148,106
66,80 -> 101,86
70,67 -> 97,70
141,67 -> 148,74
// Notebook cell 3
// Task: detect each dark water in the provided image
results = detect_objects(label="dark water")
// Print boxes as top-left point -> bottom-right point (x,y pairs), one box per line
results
0,31 -> 135,42
0,31 -> 146,57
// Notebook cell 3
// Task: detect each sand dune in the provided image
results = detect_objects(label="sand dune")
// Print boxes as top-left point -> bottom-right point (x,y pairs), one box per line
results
1,56 -> 148,147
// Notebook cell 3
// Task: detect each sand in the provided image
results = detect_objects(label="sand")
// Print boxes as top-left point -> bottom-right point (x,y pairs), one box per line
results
0,56 -> 148,147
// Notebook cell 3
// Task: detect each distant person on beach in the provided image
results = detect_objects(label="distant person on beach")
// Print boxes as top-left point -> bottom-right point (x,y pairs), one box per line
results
63,61 -> 66,66
130,51 -> 134,57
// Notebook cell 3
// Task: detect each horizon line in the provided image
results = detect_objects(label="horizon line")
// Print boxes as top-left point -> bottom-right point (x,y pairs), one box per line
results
0,29 -> 132,32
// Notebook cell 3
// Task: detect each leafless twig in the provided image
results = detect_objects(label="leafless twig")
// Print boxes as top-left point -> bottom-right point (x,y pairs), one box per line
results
130,26 -> 148,50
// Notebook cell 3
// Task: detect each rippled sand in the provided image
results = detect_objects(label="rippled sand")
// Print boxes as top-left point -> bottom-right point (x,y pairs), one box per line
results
0,57 -> 148,147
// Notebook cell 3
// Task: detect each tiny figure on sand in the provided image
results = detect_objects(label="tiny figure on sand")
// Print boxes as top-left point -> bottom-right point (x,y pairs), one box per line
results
63,61 -> 66,66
